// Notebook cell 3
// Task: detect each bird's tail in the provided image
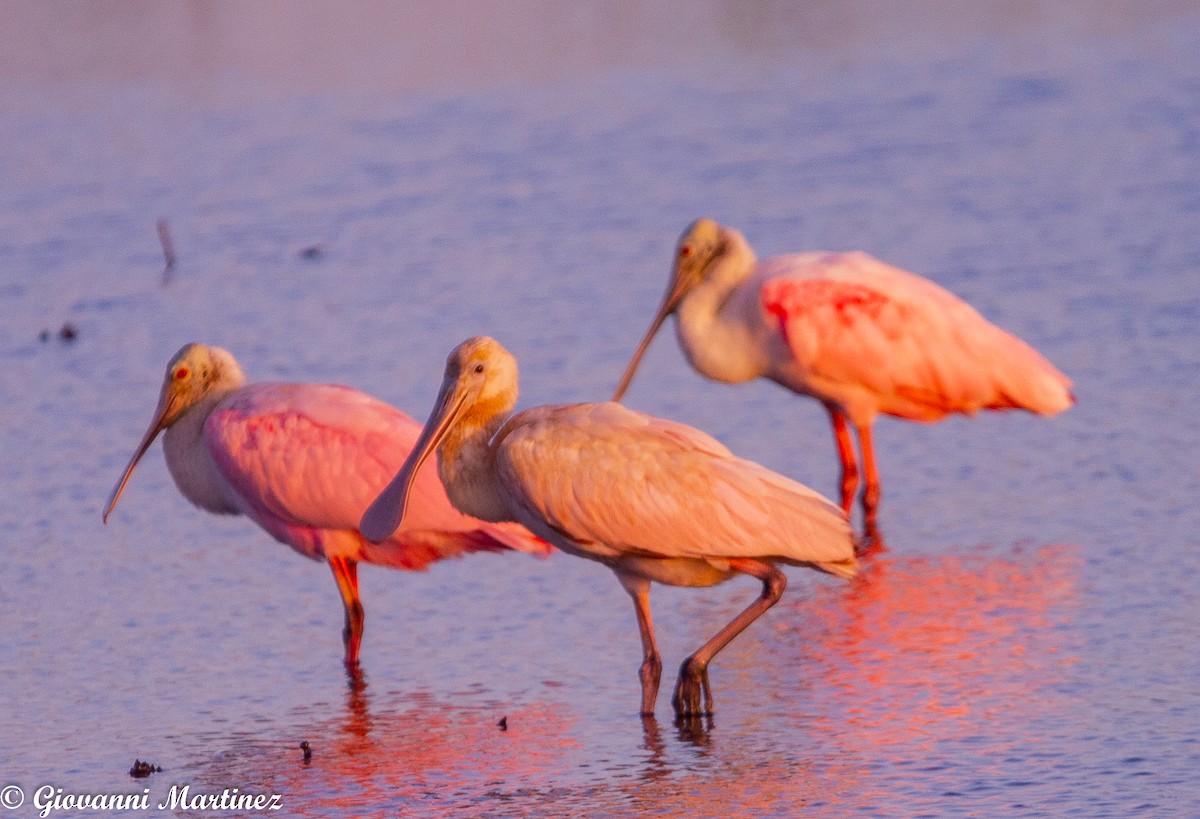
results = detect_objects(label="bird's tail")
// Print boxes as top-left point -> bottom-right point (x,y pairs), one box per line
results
474,521 -> 554,556
814,556 -> 858,580
357,524 -> 550,571
987,329 -> 1075,416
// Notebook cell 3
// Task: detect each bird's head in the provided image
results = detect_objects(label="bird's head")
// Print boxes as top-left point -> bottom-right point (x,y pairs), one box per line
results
612,218 -> 739,401
438,336 -> 520,425
360,337 -> 518,543
671,217 -> 732,295
102,343 -> 244,523
156,343 -> 243,424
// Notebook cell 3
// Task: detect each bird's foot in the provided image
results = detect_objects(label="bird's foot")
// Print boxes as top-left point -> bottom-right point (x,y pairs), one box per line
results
671,657 -> 713,718
854,524 -> 886,557
343,661 -> 367,693
638,654 -> 663,716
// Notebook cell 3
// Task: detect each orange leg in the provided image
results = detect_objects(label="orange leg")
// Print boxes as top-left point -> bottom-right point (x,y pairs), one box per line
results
617,571 -> 663,716
827,406 -> 859,515
328,556 -> 364,667
856,421 -> 882,538
672,558 -> 786,719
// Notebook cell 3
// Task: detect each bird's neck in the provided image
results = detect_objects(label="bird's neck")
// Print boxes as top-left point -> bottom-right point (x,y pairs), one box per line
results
436,398 -> 513,523
162,384 -> 243,515
674,239 -> 770,384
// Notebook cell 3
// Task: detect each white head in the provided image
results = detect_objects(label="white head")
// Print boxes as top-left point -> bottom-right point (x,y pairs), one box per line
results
612,218 -> 747,401
102,343 -> 245,523
360,337 -> 519,543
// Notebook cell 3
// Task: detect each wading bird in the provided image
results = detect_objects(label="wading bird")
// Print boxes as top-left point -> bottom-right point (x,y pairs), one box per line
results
103,343 -> 549,667
613,219 -> 1074,537
361,337 -> 855,718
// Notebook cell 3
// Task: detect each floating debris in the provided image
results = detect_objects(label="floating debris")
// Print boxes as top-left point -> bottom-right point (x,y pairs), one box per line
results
299,244 -> 323,260
39,323 -> 78,343
497,716 -> 508,731
300,740 -> 312,763
129,759 -> 162,778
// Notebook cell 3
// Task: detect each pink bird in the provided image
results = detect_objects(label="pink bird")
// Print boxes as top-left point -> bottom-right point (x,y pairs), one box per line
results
613,219 -> 1075,538
103,343 -> 550,667
361,337 -> 856,719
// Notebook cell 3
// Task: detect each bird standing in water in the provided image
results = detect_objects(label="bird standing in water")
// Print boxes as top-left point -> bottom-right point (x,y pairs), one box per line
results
613,219 -> 1074,539
362,336 -> 855,719
104,343 -> 549,668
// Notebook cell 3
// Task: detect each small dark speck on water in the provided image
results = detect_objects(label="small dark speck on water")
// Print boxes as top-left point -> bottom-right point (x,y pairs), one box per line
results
300,740 -> 312,763
41,323 -> 78,342
299,245 -> 323,260
497,716 -> 508,731
128,759 -> 162,778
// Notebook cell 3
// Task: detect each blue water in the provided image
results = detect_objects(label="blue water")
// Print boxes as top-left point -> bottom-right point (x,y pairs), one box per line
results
1,3 -> 1198,816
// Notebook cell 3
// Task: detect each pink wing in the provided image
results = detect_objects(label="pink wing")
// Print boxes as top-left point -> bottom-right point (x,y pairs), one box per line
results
493,402 -> 852,569
759,252 -> 1074,422
205,383 -> 548,566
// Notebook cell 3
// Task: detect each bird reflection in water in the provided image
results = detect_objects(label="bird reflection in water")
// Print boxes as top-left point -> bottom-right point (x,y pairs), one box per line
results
182,542 -> 1079,816
640,712 -> 716,756
619,542 -> 1081,814
188,685 -> 579,815
787,542 -> 1081,748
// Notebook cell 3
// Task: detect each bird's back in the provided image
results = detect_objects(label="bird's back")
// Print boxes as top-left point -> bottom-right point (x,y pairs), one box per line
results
205,383 -> 547,566
758,251 -> 1074,422
494,402 -> 854,575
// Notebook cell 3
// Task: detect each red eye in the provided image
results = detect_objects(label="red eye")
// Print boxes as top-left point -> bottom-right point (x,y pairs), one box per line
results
174,367 -> 189,380
680,245 -> 693,257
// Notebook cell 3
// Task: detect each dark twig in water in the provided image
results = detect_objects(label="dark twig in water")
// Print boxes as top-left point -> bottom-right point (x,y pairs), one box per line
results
157,218 -> 176,285
300,740 -> 312,763
497,716 -> 508,731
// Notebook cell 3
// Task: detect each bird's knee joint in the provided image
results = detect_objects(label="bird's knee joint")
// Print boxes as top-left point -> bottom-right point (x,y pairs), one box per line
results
763,570 -> 786,601
680,656 -> 706,680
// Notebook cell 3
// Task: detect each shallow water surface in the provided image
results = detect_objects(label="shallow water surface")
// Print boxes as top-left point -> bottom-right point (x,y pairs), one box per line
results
2,2 -> 1198,816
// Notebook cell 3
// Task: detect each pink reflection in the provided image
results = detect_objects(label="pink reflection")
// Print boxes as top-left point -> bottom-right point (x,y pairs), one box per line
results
190,683 -> 578,815
790,542 -> 1081,743
606,545 -> 1082,815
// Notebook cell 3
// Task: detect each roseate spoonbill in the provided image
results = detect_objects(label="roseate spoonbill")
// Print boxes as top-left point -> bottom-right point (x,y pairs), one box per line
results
361,337 -> 856,718
103,343 -> 549,667
613,219 -> 1075,535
